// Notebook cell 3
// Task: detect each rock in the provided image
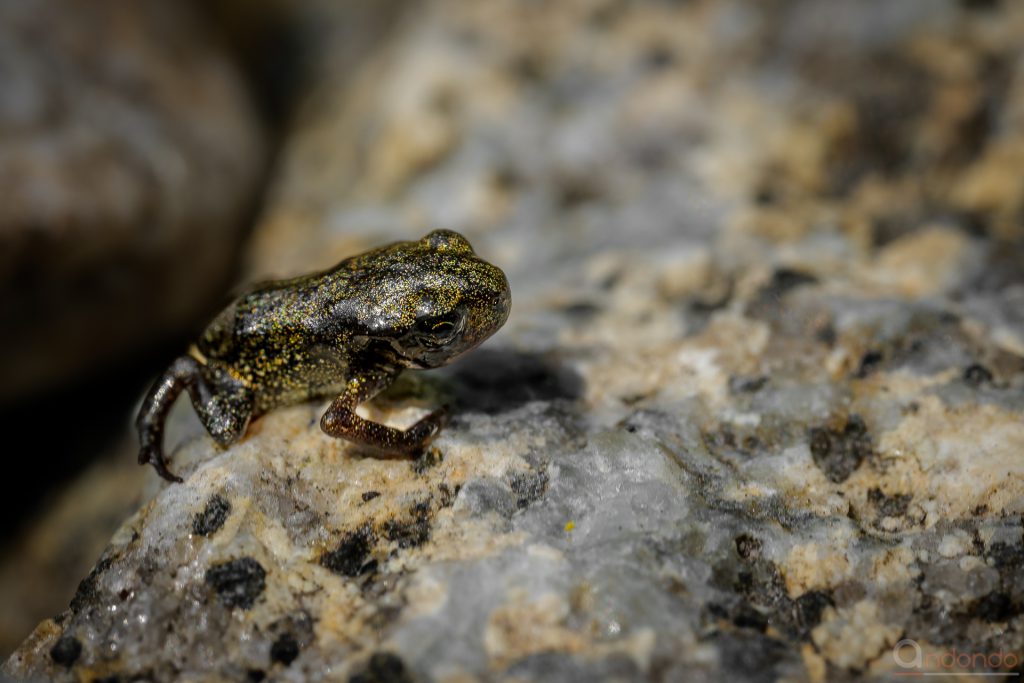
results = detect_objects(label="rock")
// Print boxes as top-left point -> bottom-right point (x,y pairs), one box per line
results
192,494 -> 233,537
807,414 -> 874,483
0,0 -> 265,401
48,635 -> 81,669
6,0 -> 1024,681
206,558 -> 268,610
0,441 -> 148,656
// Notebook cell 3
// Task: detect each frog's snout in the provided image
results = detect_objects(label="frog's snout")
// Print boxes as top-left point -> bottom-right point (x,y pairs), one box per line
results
479,262 -> 511,328
493,279 -> 512,327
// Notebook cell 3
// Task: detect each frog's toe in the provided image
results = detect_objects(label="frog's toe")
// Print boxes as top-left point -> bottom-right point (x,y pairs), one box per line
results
155,461 -> 185,484
139,447 -> 184,483
408,406 -> 450,445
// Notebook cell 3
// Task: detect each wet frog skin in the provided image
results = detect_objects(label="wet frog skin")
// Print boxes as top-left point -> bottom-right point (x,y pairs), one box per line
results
136,230 -> 511,482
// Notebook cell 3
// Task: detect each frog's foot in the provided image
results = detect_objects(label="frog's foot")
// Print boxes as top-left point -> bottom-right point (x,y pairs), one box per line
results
136,356 -> 202,483
320,401 -> 451,455
401,405 -> 450,453
138,444 -> 184,483
136,355 -> 253,483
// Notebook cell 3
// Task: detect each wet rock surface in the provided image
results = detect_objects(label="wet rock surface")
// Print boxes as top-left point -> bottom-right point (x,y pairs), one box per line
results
5,0 -> 1024,681
0,0 -> 265,401
0,443 -> 148,657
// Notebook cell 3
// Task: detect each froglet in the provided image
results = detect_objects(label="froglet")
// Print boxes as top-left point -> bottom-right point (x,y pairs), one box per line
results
136,230 -> 510,482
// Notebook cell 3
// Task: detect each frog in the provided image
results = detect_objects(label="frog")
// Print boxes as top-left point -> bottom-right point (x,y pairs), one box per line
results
136,229 -> 511,482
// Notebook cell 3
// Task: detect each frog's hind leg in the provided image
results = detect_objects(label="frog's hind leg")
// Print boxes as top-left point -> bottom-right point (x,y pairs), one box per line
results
186,362 -> 255,448
137,356 -> 202,482
136,356 -> 253,482
320,367 -> 449,455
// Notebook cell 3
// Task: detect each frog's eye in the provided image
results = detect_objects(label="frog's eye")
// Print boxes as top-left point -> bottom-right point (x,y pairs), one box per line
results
414,311 -> 463,344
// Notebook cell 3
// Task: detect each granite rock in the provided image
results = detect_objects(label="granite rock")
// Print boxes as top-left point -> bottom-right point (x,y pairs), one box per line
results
5,0 -> 1024,681
0,441 -> 148,657
0,0 -> 265,400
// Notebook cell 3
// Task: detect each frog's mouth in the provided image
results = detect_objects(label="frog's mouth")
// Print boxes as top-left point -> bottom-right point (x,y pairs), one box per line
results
383,311 -> 473,370
402,348 -> 461,370
375,338 -> 449,370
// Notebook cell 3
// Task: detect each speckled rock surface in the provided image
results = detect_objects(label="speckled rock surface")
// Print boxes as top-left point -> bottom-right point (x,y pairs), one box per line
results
0,441 -> 148,656
6,0 -> 1024,681
0,0 -> 265,400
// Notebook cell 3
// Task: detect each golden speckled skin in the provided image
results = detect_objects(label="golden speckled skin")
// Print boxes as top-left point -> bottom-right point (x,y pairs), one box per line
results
136,230 -> 510,482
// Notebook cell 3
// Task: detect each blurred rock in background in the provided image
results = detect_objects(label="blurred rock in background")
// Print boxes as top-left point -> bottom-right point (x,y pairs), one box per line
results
0,0 -> 267,402
4,0 -> 1024,680
0,440 -> 147,654
0,0 -> 405,659
0,0 -> 267,652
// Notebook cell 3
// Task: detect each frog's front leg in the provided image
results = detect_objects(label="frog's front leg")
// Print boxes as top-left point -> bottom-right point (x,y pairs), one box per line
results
136,355 -> 254,482
320,367 -> 449,454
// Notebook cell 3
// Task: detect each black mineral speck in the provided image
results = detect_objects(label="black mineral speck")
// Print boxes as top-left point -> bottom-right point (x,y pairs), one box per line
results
349,652 -> 413,683
753,184 -> 778,206
970,591 -> 1017,622
437,482 -> 461,508
193,494 -> 232,536
384,502 -> 432,549
508,469 -> 549,509
321,527 -> 375,577
855,350 -> 884,378
247,669 -> 266,682
70,556 -> 113,614
729,375 -> 768,394
384,518 -> 430,548
731,602 -> 769,631
705,601 -> 730,621
808,415 -> 873,483
735,534 -> 763,560
557,177 -> 601,209
50,635 -> 82,668
963,363 -> 994,387
768,268 -> 819,300
766,269 -> 818,296
270,633 -> 300,665
562,301 -> 602,320
746,269 -> 818,321
791,591 -> 833,637
736,558 -> 790,610
643,44 -> 676,70
361,491 -> 381,502
986,541 -> 1024,568
816,323 -> 837,346
205,557 -> 266,609
867,487 -> 911,517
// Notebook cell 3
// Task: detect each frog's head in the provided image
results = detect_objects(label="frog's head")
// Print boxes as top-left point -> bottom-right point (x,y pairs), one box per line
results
350,230 -> 511,369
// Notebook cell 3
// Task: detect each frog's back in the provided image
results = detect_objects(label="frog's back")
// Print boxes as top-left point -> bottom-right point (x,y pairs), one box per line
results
196,274 -> 328,362
195,273 -> 358,409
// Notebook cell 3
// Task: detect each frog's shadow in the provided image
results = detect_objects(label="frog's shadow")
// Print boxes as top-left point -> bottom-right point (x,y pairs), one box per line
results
434,348 -> 584,416
341,350 -> 582,460
338,350 -> 583,462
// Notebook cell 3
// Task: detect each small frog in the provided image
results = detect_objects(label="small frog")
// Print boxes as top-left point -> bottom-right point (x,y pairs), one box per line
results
137,230 -> 510,482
